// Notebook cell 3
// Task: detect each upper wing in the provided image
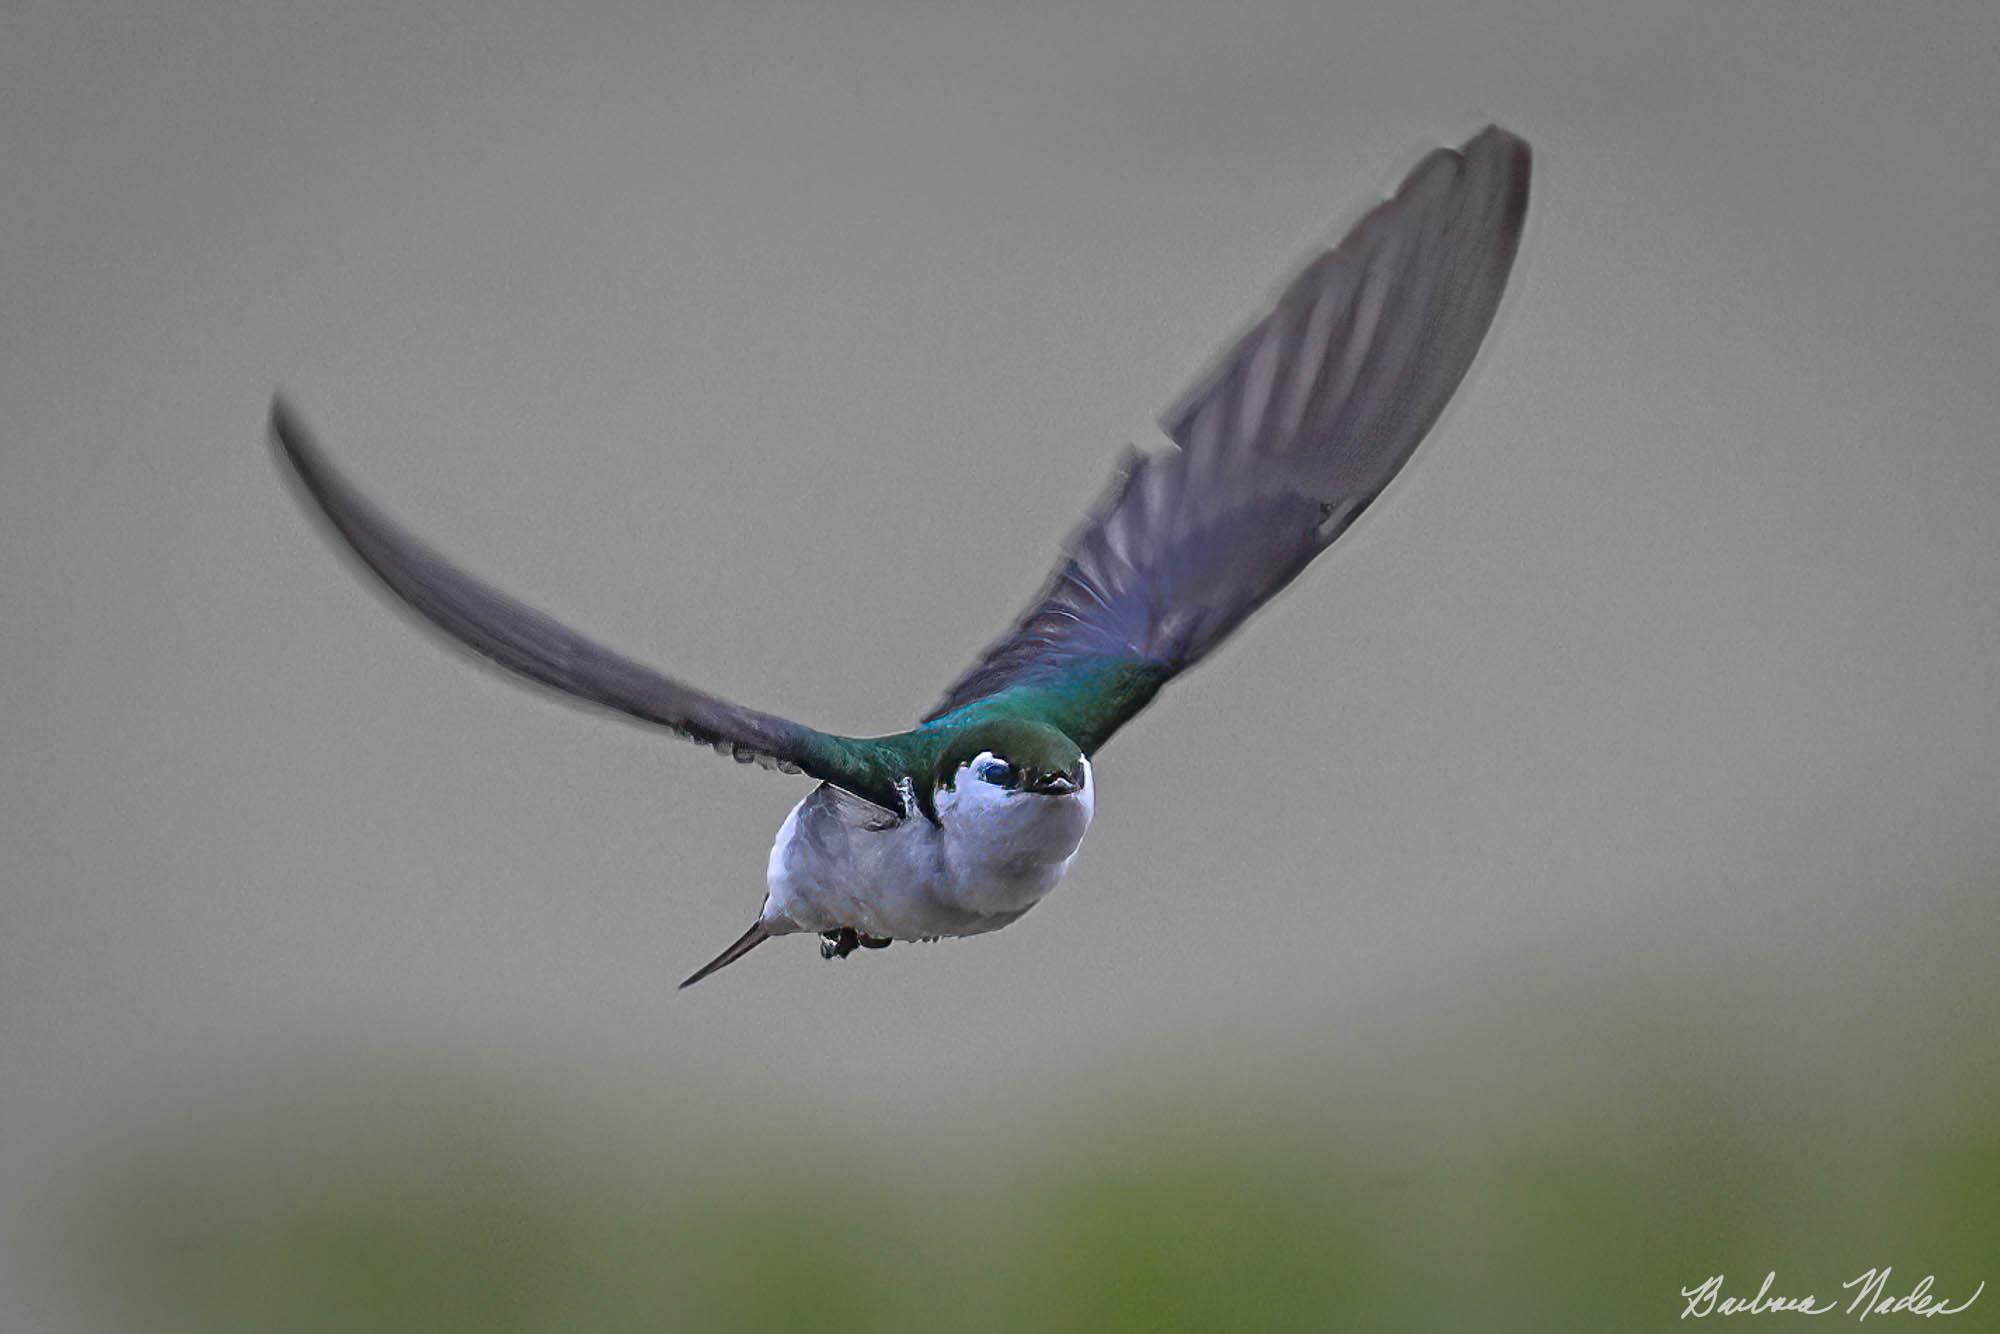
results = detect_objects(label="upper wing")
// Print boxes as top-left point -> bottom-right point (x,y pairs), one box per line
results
921,126 -> 1530,752
270,398 -> 904,811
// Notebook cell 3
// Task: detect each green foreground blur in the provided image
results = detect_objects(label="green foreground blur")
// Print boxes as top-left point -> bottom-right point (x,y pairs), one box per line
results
79,953 -> 2000,1334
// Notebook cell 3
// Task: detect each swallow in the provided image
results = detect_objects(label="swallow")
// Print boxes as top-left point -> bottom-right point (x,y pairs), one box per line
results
272,125 -> 1530,987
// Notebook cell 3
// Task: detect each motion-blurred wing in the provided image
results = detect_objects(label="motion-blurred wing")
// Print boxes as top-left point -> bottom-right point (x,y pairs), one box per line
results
922,126 -> 1530,752
271,399 -> 902,810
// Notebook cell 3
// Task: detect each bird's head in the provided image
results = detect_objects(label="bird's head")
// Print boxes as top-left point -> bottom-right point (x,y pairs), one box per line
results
933,717 -> 1087,800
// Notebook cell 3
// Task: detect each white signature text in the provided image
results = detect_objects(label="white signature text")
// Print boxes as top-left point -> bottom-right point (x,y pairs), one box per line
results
1680,1270 -> 1983,1320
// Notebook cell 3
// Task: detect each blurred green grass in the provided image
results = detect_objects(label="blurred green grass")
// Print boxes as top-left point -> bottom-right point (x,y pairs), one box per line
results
77,1055 -> 2000,1333
68,894 -> 2000,1333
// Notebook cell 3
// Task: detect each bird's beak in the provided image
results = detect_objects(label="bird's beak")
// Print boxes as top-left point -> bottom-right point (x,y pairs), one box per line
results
1030,773 -> 1078,796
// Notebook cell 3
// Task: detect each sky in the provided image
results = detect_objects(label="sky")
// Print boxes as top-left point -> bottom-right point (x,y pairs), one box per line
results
5,2 -> 1999,1328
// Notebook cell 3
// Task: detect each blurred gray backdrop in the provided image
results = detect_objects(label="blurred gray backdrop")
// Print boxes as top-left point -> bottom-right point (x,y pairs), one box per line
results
5,2 -> 1999,1331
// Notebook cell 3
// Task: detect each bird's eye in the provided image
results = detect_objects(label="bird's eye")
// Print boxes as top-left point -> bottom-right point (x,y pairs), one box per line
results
975,757 -> 1017,787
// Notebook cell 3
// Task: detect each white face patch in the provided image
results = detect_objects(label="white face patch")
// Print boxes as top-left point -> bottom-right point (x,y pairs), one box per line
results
944,753 -> 1093,818
936,754 -> 1094,876
968,750 -> 1015,789
941,757 -> 1026,835
959,750 -> 1093,795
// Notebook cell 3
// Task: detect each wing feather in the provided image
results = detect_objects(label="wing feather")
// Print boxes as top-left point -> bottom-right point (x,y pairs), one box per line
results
271,398 -> 902,809
923,126 -> 1530,751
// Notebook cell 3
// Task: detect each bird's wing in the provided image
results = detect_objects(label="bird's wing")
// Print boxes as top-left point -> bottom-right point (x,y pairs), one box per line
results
921,126 -> 1530,753
271,399 -> 905,811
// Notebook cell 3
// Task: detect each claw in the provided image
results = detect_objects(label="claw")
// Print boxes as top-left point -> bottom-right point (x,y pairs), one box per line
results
819,928 -> 891,960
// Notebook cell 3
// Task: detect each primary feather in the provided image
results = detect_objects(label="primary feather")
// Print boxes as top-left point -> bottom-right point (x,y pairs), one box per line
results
923,126 -> 1530,753
270,400 -> 908,811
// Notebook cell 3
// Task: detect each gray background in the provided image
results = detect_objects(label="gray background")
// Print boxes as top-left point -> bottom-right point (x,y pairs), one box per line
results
5,2 -> 1998,1329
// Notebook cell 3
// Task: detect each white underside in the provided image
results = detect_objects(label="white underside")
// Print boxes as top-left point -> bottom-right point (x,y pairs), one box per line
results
763,758 -> 1094,940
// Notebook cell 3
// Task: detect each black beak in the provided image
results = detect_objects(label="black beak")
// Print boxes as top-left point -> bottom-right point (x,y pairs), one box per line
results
1029,773 -> 1078,796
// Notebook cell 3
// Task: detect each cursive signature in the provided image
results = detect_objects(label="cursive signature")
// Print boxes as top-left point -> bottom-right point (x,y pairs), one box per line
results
1680,1270 -> 1984,1320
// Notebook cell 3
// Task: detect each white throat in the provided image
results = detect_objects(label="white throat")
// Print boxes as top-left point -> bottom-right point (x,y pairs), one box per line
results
935,754 -> 1094,881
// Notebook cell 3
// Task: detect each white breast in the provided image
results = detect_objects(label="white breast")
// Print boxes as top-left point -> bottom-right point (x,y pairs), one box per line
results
763,758 -> 1094,940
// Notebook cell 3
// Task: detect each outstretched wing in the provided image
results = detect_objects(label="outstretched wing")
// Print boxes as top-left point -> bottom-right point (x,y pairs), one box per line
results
271,398 -> 904,810
922,126 -> 1530,752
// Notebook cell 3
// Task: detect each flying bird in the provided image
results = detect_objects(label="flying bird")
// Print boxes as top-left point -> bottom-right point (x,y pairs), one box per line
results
273,126 -> 1531,988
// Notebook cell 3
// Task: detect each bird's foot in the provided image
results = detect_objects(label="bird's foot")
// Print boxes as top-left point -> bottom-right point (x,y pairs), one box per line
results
820,928 -> 892,960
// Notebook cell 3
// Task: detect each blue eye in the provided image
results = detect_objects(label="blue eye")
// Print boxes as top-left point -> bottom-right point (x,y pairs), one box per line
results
975,757 -> 1017,787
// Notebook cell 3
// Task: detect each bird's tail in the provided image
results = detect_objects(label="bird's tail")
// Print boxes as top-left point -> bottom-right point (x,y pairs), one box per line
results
679,920 -> 773,989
